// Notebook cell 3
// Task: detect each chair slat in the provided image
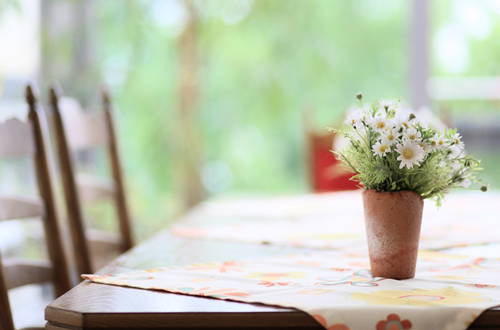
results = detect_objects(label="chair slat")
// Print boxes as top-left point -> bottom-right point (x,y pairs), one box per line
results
3,259 -> 53,290
58,97 -> 108,151
102,92 -> 134,251
0,195 -> 45,222
0,253 -> 14,330
0,117 -> 36,157
76,174 -> 116,203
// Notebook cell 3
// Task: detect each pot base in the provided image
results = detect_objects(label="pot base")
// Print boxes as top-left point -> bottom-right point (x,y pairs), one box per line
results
369,246 -> 419,280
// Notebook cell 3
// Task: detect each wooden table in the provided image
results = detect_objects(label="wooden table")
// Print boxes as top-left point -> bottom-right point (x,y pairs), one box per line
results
45,197 -> 500,330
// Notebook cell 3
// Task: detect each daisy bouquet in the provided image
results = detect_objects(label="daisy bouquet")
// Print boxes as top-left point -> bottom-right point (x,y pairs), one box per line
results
331,94 -> 487,206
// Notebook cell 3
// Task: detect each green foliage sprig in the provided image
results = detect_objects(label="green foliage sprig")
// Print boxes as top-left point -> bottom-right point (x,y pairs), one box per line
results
330,95 -> 488,206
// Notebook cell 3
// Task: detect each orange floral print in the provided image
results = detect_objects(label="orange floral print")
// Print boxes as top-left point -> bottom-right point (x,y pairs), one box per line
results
257,280 -> 299,287
330,268 -> 352,272
376,314 -> 412,330
313,314 -> 350,330
465,283 -> 497,289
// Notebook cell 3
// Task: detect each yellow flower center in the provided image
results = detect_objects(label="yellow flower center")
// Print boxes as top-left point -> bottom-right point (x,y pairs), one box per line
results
403,122 -> 409,129
377,122 -> 385,129
403,149 -> 413,159
454,138 -> 460,144
430,141 -> 437,146
438,140 -> 444,145
379,145 -> 388,153
351,119 -> 355,124
419,143 -> 425,149
409,134 -> 416,140
387,134 -> 394,140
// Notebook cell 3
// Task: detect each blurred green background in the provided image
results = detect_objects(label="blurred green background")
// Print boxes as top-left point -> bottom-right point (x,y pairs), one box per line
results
1,0 -> 499,242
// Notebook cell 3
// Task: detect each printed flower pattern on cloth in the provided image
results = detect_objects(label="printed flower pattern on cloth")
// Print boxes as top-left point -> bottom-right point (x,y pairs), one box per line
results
244,271 -> 306,281
313,314 -> 351,330
145,268 -> 164,273
330,268 -> 352,272
351,287 -> 484,306
430,257 -> 500,276
433,275 -> 467,280
316,269 -> 385,287
258,280 -> 299,287
122,276 -> 154,280
376,314 -> 412,330
187,261 -> 246,273
466,283 -> 497,289
169,286 -> 251,299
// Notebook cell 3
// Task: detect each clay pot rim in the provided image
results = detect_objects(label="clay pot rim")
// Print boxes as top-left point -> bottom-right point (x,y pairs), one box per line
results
362,189 -> 423,199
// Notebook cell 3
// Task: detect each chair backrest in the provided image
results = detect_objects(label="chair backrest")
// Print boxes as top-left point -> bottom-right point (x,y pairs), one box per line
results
49,84 -> 133,275
0,85 -> 72,330
303,106 -> 359,192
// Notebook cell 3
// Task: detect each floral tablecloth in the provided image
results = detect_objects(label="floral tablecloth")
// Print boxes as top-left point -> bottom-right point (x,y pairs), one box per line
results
85,249 -> 500,330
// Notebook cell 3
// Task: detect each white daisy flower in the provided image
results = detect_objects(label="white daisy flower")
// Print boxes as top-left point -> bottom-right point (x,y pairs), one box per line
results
417,122 -> 429,129
428,135 -> 439,151
404,127 -> 422,142
396,140 -> 425,169
372,141 -> 390,157
354,108 -> 369,124
418,141 -> 432,154
394,112 -> 416,131
369,115 -> 389,132
435,133 -> 448,150
379,99 -> 393,112
451,133 -> 464,149
345,107 -> 366,124
344,114 -> 358,127
379,128 -> 398,145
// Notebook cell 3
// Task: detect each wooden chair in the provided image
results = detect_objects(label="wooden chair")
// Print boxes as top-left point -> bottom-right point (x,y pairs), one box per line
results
0,85 -> 72,330
48,84 -> 133,275
303,106 -> 359,192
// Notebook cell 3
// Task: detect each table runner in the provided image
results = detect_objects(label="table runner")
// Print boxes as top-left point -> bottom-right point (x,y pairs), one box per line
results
84,249 -> 500,330
173,191 -> 500,250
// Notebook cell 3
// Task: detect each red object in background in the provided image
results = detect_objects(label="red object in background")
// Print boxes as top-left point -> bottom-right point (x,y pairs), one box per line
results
308,131 -> 359,192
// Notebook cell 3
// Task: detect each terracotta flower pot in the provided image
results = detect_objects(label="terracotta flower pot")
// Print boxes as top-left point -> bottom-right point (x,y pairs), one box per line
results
362,189 -> 424,279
